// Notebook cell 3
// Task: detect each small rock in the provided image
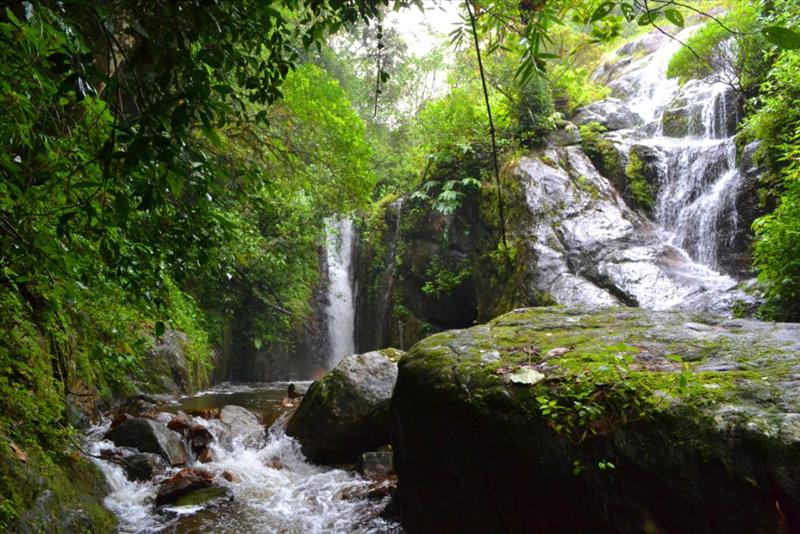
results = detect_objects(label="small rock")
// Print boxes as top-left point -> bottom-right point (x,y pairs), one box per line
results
221,471 -> 238,482
188,425 -> 214,450
167,415 -> 192,434
155,468 -> 214,506
197,447 -> 214,463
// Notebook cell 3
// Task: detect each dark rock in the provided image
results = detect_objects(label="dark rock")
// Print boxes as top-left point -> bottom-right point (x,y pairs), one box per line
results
121,453 -> 167,482
197,447 -> 214,463
188,425 -> 214,451
286,350 -> 401,464
358,451 -> 394,479
392,307 -> 800,533
105,418 -> 188,466
155,468 -> 214,507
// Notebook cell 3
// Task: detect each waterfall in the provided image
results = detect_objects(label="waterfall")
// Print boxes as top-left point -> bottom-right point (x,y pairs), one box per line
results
520,26 -> 757,315
325,218 -> 356,368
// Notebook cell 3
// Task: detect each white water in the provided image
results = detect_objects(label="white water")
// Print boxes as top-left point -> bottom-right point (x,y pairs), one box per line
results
325,218 -> 356,368
87,386 -> 398,533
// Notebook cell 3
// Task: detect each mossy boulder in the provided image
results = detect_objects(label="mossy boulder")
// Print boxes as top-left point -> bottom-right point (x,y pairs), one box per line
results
391,306 -> 800,533
286,349 -> 403,464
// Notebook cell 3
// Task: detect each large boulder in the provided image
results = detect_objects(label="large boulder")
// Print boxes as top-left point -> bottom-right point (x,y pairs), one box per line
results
286,349 -> 403,464
392,306 -> 800,533
105,418 -> 188,466
141,330 -> 192,394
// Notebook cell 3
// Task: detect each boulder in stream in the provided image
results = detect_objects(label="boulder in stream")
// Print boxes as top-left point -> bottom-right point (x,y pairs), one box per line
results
392,306 -> 800,533
120,452 -> 167,482
155,467 -> 216,506
105,418 -> 188,466
286,349 -> 403,464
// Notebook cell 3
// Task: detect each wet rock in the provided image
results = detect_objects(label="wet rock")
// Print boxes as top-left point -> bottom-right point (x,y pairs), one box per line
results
286,349 -> 401,464
105,418 -> 188,466
219,405 -> 262,447
142,330 -> 192,394
155,467 -> 215,507
121,453 -> 167,482
167,415 -> 192,434
573,98 -> 643,131
358,451 -> 394,479
392,307 -> 800,533
188,425 -> 214,451
549,122 -> 581,146
196,447 -> 214,464
174,486 -> 233,507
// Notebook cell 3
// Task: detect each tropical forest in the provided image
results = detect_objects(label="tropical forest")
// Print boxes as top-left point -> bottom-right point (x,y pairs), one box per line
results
1,0 -> 800,532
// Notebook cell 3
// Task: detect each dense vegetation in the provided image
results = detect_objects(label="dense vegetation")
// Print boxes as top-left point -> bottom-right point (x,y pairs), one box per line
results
1,0 -> 799,527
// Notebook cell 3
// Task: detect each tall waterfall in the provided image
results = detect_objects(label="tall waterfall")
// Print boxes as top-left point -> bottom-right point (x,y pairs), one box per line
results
614,28 -> 743,270
324,218 -> 356,368
519,26 -> 756,315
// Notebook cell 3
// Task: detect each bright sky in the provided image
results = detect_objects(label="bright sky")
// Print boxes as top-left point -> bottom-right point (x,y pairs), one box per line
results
385,1 -> 463,58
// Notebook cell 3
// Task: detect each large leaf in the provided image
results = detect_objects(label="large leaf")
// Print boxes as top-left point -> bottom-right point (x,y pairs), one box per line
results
664,9 -> 684,28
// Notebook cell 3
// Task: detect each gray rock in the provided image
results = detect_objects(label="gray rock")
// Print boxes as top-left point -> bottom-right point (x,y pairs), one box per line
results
105,418 -> 188,466
573,98 -> 643,131
549,122 -> 581,146
141,330 -> 191,394
286,349 -> 401,464
219,405 -> 262,447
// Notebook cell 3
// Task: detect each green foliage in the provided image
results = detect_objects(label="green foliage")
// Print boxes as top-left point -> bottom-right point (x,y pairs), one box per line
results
421,257 -> 472,299
666,4 -> 766,92
752,169 -> 800,320
624,151 -> 656,212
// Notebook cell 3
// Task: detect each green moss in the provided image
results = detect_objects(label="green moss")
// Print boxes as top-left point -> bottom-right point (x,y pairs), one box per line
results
625,151 -> 656,212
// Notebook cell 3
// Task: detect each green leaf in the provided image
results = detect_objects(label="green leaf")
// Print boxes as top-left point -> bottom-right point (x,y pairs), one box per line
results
619,3 -> 635,22
155,321 -> 166,337
590,2 -> 616,23
762,26 -> 800,50
114,194 -> 130,222
664,9 -> 684,28
638,11 -> 660,25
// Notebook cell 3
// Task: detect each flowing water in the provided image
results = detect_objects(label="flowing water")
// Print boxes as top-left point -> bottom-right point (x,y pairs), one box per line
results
325,218 -> 357,368
88,384 -> 399,533
523,27 -> 755,314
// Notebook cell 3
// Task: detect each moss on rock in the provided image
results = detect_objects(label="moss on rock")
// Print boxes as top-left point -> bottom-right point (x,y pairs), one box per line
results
392,306 -> 800,533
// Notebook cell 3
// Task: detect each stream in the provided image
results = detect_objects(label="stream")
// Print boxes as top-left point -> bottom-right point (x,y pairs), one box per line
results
87,383 -> 400,534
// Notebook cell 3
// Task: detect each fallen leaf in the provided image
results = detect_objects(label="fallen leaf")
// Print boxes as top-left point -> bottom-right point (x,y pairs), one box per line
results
507,368 -> 546,385
9,441 -> 27,463
545,347 -> 571,358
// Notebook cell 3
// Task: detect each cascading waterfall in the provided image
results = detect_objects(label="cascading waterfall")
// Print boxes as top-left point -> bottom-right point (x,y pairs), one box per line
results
523,26 -> 756,314
324,218 -> 356,368
615,28 -> 744,271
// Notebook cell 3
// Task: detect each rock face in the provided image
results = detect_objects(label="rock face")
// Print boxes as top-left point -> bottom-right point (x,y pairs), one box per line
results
391,307 -> 800,533
142,330 -> 192,394
573,98 -> 643,131
286,349 -> 402,464
105,418 -> 188,466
